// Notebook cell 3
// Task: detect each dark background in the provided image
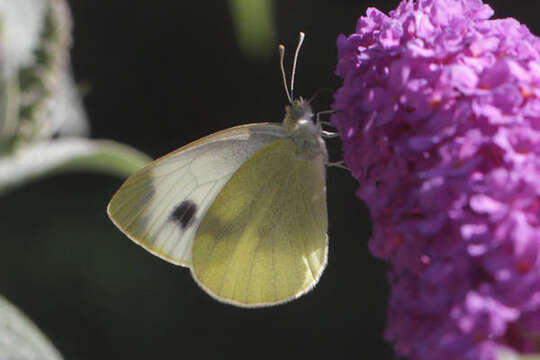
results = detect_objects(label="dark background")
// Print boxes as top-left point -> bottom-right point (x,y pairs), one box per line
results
0,1 -> 538,359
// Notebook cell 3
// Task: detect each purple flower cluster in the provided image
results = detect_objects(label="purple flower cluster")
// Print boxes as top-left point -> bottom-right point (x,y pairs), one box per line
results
331,0 -> 540,359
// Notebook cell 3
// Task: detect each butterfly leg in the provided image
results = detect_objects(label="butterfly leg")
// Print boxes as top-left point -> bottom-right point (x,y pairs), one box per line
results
326,160 -> 349,170
321,130 -> 340,138
315,110 -> 339,126
316,110 -> 341,139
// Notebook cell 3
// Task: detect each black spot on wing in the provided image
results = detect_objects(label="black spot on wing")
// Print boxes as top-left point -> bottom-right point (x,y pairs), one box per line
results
170,200 -> 198,229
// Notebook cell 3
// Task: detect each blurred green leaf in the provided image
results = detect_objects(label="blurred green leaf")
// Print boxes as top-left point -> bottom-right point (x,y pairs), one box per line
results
0,294 -> 63,360
229,0 -> 275,59
0,138 -> 151,194
0,74 -> 20,149
0,0 -> 85,151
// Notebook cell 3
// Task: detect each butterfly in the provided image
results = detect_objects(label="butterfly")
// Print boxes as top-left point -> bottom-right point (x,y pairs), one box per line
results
107,33 -> 333,307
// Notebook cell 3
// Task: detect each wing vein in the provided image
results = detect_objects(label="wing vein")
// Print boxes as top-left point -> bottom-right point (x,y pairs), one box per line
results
244,171 -> 287,303
211,167 -> 286,298
296,167 -> 318,282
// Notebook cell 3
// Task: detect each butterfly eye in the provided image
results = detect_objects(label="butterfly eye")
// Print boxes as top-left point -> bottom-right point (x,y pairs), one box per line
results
291,105 -> 305,119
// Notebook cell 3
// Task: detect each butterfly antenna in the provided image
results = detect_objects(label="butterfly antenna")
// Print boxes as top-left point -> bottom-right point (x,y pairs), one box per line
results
279,44 -> 292,103
308,87 -> 335,104
290,32 -> 305,101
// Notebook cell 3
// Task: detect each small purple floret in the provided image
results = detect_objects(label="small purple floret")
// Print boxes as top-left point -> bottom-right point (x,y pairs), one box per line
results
332,0 -> 540,358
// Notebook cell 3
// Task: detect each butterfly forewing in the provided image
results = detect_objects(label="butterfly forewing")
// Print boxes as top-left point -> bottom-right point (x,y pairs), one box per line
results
107,124 -> 287,266
191,138 -> 328,307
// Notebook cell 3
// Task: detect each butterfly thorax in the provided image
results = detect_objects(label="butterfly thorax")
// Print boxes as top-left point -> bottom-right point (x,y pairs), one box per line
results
282,98 -> 327,161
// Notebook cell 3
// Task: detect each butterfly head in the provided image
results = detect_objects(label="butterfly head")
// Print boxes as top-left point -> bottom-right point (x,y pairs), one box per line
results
283,97 -> 313,131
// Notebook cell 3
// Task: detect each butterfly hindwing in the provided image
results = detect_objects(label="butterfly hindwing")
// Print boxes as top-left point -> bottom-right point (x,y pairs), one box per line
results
191,138 -> 328,307
107,123 -> 288,266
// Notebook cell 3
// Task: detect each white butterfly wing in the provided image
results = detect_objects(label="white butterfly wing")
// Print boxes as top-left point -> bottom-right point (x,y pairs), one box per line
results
107,123 -> 288,267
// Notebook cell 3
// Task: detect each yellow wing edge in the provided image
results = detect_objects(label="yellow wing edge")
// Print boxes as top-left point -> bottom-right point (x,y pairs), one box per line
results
189,234 -> 328,308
